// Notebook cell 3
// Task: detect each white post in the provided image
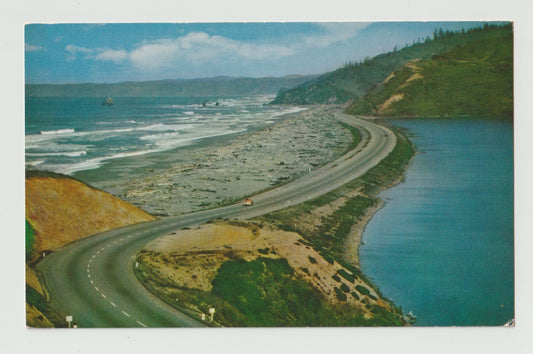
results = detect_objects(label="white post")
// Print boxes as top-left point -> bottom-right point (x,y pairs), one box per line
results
66,315 -> 73,328
209,307 -> 216,322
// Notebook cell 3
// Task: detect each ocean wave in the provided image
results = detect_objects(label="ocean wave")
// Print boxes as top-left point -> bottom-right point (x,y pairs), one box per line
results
40,128 -> 75,135
271,106 -> 308,117
140,131 -> 181,142
34,128 -> 248,175
47,149 -> 159,175
27,123 -> 198,145
25,160 -> 45,167
26,151 -> 87,157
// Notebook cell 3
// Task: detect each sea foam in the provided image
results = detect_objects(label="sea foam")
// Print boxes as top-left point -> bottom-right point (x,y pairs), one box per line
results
40,128 -> 75,135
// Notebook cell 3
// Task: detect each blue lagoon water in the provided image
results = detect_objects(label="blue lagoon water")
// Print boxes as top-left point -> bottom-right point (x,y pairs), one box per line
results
359,119 -> 514,326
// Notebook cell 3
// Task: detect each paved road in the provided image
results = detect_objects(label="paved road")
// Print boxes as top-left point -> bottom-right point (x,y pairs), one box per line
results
36,113 -> 396,328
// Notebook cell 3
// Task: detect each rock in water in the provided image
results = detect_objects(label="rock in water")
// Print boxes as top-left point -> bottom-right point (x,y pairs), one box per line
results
102,97 -> 114,106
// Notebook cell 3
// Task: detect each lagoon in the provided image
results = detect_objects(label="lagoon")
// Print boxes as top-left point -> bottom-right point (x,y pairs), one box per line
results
359,119 -> 514,326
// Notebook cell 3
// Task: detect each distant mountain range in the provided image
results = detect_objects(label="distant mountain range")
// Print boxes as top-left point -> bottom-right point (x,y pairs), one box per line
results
271,23 -> 513,119
26,75 -> 318,98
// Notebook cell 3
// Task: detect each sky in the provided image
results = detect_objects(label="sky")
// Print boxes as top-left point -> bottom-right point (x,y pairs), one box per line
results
25,22 -> 487,84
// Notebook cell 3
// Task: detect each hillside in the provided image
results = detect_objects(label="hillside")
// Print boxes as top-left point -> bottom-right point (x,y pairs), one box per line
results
137,220 -> 404,326
271,24 -> 512,106
26,170 -> 155,259
346,31 -> 513,119
26,170 -> 155,327
25,75 -> 318,98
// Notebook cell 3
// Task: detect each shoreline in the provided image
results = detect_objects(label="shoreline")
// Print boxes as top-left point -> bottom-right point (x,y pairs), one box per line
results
343,131 -> 416,266
79,105 -> 353,217
343,200 -> 385,266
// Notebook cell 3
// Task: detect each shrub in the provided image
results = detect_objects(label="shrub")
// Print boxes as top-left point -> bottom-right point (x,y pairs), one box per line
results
308,256 -> 317,264
355,285 -> 371,297
340,283 -> 350,293
320,252 -> 335,265
26,220 -> 35,259
351,291 -> 360,300
338,269 -> 356,283
211,258 -> 344,326
334,287 -> 347,301
332,274 -> 341,282
26,285 -> 47,314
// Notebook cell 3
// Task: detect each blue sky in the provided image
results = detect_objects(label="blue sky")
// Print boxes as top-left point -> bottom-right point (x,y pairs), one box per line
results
25,22 -> 486,84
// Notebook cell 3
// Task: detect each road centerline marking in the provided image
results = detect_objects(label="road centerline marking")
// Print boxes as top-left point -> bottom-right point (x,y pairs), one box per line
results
121,310 -> 130,317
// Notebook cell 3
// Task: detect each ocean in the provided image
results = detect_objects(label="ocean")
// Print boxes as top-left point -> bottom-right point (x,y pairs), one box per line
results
359,118 -> 514,326
25,96 -> 304,176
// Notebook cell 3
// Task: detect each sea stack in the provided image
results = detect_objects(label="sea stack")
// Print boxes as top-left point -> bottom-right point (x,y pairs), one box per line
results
102,97 -> 114,106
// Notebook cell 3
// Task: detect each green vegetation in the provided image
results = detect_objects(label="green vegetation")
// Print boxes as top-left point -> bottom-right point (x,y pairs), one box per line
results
26,284 -> 65,327
26,220 -> 35,260
347,27 -> 513,119
210,257 -> 357,326
212,257 -> 403,326
340,283 -> 350,293
339,121 -> 363,154
26,285 -> 47,315
355,285 -> 371,297
272,23 -> 512,117
137,255 -> 403,326
334,287 -> 348,301
338,269 -> 356,283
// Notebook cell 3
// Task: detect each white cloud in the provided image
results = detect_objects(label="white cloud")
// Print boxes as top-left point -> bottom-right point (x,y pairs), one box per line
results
64,23 -> 370,73
94,49 -> 129,63
25,43 -> 44,52
65,44 -> 128,63
65,44 -> 93,60
129,32 -> 296,71
65,44 -> 93,54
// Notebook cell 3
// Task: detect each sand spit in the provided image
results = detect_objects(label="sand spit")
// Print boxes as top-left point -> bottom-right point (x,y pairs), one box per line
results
113,106 -> 352,216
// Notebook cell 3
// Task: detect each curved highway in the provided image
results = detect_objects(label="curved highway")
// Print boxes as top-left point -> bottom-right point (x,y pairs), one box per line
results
36,113 -> 396,327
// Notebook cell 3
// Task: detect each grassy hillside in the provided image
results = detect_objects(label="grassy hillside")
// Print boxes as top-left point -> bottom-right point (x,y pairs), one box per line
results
346,29 -> 513,119
136,221 -> 405,327
271,23 -> 512,106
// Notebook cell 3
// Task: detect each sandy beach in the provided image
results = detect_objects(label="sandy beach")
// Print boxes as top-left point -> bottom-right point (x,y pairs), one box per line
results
87,106 -> 352,217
